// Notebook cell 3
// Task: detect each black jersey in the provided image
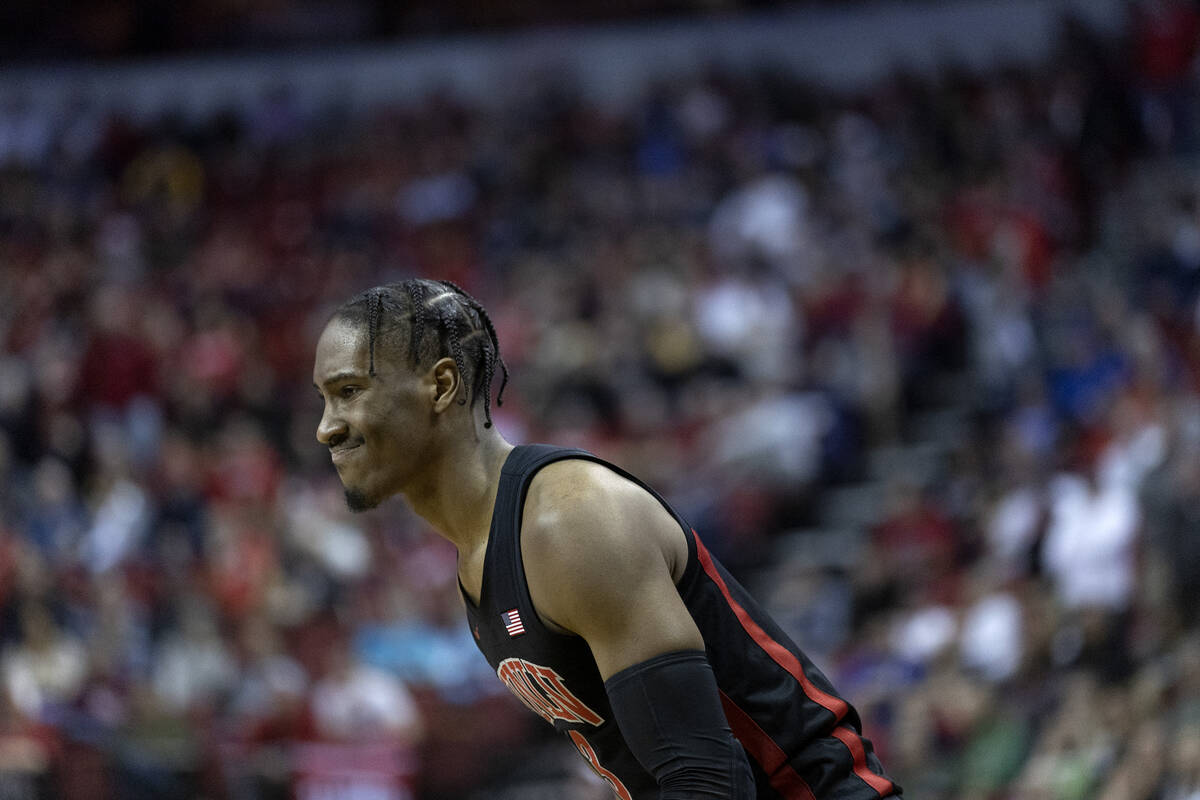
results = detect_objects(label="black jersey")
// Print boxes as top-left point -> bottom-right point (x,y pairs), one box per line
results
462,444 -> 899,800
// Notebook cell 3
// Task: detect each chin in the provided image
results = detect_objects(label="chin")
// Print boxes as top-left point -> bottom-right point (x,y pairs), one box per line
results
343,487 -> 380,513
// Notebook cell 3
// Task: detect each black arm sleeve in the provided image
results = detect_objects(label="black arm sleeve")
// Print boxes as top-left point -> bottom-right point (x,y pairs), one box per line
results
603,650 -> 756,799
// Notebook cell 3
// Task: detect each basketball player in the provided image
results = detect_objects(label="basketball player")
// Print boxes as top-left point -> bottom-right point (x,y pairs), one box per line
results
313,279 -> 900,799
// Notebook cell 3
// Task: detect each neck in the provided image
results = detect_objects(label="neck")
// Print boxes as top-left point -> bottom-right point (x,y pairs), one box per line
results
403,428 -> 514,553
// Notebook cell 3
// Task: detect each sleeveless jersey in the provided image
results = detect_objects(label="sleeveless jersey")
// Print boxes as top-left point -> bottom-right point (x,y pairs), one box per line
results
461,445 -> 899,800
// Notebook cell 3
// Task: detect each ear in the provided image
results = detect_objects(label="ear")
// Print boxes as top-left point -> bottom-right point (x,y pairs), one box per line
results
430,357 -> 464,413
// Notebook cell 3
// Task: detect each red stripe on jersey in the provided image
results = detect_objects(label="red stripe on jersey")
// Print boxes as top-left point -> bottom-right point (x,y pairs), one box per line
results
831,726 -> 896,797
694,531 -> 848,718
694,530 -> 894,797
720,690 -> 816,800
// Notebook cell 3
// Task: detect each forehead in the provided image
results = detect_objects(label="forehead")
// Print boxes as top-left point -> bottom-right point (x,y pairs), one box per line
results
313,318 -> 369,383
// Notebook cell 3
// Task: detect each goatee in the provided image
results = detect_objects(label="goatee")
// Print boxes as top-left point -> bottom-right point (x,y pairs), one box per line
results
344,488 -> 378,512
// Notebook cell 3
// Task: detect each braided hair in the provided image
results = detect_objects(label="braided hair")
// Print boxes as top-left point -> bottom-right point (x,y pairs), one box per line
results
331,279 -> 509,428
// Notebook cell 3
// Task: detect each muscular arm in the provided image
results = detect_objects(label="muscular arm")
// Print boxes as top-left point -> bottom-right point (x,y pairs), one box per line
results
522,460 -> 699,676
522,460 -> 754,799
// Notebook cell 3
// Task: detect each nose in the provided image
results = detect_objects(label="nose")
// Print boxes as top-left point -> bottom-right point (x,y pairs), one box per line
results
316,404 -> 348,448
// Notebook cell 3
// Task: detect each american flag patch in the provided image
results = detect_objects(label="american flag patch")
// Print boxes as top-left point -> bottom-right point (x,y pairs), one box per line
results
502,608 -> 525,637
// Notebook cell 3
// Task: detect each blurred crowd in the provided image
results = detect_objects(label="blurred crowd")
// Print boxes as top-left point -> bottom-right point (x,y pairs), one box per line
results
3,1 -> 1200,798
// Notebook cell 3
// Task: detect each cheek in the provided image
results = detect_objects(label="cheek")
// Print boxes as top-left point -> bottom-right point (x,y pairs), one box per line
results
362,413 -> 412,461
358,386 -> 425,460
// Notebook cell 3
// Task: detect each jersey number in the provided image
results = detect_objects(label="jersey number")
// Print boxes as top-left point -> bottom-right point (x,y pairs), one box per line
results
569,731 -> 632,800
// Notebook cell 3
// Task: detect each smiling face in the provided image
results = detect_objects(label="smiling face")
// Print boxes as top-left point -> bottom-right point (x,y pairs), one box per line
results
313,317 -> 434,511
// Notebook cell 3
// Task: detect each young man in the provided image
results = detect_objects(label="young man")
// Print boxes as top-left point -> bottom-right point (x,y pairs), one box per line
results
312,279 -> 900,799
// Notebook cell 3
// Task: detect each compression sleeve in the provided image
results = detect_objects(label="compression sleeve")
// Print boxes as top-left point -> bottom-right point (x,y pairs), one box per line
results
603,650 -> 756,799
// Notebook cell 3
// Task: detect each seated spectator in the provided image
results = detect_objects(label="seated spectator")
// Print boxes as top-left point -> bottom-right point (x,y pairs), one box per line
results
310,644 -> 422,745
2,602 -> 87,720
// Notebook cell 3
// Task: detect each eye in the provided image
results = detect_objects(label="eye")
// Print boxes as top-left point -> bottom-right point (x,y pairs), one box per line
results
339,385 -> 360,399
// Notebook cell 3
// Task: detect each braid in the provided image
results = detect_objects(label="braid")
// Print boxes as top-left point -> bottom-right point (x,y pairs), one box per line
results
406,281 -> 426,368
481,352 -> 496,427
367,289 -> 383,376
333,278 -> 510,429
465,290 -> 509,407
438,301 -> 470,407
437,280 -> 509,428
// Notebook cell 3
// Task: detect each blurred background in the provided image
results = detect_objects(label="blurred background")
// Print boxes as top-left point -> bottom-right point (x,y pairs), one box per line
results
1,0 -> 1200,798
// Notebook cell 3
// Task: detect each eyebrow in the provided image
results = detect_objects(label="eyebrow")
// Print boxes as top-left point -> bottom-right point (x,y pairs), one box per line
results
314,370 -> 367,391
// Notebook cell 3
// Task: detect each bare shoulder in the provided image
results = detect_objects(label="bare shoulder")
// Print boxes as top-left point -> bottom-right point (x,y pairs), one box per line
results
520,459 -> 690,628
524,459 -> 648,529
522,459 -> 680,555
521,458 -> 704,674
